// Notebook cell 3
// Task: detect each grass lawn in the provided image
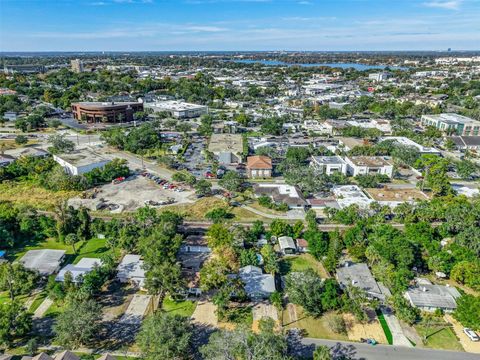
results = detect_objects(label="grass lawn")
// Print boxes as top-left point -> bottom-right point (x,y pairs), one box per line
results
248,201 -> 288,216
29,291 -> 48,313
415,323 -> 464,351
12,237 -> 112,265
376,310 -> 393,345
282,306 -> 349,340
279,254 -> 331,278
0,291 -> 31,305
43,300 -> 64,318
162,297 -> 197,317
0,181 -> 79,210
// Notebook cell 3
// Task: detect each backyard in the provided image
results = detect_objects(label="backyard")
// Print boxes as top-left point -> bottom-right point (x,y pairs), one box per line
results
279,254 -> 331,279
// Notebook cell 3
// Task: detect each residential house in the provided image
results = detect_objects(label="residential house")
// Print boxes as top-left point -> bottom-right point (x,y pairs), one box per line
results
254,183 -> 307,209
117,254 -> 146,289
278,236 -> 297,254
55,258 -> 103,283
238,265 -> 276,299
19,249 -> 66,276
404,281 -> 461,312
336,262 -> 385,300
247,155 -> 273,178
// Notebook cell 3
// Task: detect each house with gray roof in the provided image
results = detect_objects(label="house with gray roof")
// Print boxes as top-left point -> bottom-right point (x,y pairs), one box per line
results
239,265 -> 276,299
336,262 -> 384,300
404,283 -> 461,312
18,249 -> 66,276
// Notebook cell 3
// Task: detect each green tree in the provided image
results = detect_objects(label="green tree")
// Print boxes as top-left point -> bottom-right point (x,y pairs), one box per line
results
218,171 -> 244,192
48,133 -> 75,154
454,295 -> 480,331
0,263 -> 37,300
313,345 -> 332,360
194,179 -> 212,196
0,301 -> 32,349
205,208 -> 231,223
64,233 -> 79,254
54,298 -> 102,348
261,244 -> 279,275
137,312 -> 193,360
14,135 -> 28,145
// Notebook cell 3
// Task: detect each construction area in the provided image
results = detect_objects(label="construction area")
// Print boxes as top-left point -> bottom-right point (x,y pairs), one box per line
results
68,175 -> 195,212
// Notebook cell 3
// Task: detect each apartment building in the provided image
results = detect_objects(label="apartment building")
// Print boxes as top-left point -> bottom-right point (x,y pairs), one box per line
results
421,113 -> 480,136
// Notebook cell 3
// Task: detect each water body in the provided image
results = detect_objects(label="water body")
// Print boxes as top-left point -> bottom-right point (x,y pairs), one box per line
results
232,59 -> 408,70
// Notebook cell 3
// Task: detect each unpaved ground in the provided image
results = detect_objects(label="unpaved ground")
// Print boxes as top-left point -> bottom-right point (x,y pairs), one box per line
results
33,298 -> 53,319
118,294 -> 152,325
445,314 -> 480,354
343,311 -> 387,344
252,302 -> 279,332
191,301 -> 218,327
69,175 -> 195,212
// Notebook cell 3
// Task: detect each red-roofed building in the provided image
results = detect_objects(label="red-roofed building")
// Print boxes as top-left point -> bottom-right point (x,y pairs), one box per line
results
246,155 -> 272,179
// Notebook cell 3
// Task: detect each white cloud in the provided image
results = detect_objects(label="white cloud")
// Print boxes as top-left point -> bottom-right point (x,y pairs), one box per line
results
422,0 -> 462,10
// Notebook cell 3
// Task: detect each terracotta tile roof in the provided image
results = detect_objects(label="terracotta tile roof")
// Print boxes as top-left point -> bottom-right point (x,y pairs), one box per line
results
247,155 -> 272,170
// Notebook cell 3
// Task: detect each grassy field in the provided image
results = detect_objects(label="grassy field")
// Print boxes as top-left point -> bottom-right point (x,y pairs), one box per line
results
163,197 -> 268,222
282,306 -> 349,340
0,181 -> 79,210
415,323 -> 464,351
162,297 -> 197,317
279,254 -> 331,278
376,310 -> 393,345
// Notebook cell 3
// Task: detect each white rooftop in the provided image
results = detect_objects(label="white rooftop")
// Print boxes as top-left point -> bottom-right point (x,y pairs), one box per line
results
380,136 -> 440,153
332,185 -> 372,209
56,258 -> 103,282
19,249 -> 66,276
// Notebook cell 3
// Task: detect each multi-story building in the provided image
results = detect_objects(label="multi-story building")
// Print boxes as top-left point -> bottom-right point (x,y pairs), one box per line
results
345,156 -> 394,178
145,100 -> 208,119
3,64 -> 46,74
71,101 -> 143,123
368,72 -> 391,82
71,59 -> 84,73
310,156 -> 348,175
421,113 -> 480,136
247,155 -> 273,178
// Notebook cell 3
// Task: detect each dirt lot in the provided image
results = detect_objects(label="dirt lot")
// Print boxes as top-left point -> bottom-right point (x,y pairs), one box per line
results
68,175 -> 195,212
252,302 -> 279,332
343,311 -> 387,344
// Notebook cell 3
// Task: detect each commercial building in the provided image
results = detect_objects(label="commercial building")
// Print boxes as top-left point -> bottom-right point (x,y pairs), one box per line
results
70,59 -> 84,73
345,156 -> 394,178
71,101 -> 143,123
310,156 -> 348,175
145,100 -> 208,119
379,136 -> 440,154
246,155 -> 272,178
3,64 -> 46,74
421,113 -> 480,136
368,72 -> 391,82
53,148 -> 111,176
208,133 -> 243,164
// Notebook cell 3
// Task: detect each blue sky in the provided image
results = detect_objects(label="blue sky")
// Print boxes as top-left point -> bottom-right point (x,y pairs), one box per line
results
1,0 -> 479,51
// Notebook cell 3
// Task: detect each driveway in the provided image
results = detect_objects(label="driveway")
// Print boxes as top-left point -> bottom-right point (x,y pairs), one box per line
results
445,314 -> 480,354
191,301 -> 218,327
381,307 -> 413,347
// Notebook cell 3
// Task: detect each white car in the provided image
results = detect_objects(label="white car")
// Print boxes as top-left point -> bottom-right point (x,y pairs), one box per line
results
463,328 -> 480,342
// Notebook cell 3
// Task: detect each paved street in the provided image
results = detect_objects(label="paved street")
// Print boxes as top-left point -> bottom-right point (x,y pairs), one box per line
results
298,338 -> 480,360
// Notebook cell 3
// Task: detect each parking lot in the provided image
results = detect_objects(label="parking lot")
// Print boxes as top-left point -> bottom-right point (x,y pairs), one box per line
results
68,175 -> 195,212
182,137 -> 209,178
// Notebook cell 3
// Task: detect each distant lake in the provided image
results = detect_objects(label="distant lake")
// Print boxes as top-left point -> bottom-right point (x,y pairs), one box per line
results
231,59 -> 408,70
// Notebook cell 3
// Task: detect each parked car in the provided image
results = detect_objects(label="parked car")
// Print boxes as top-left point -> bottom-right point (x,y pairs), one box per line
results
112,177 -> 125,185
464,328 -> 480,342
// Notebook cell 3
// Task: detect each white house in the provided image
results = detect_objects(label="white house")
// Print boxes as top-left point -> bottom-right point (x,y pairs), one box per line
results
116,254 -> 146,289
56,258 -> 103,283
310,156 -> 348,176
404,283 -> 461,313
345,156 -> 394,178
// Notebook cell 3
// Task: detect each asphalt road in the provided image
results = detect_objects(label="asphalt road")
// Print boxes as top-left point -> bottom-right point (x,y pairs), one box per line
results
298,338 -> 480,360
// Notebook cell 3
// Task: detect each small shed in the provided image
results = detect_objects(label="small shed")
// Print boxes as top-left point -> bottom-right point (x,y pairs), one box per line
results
278,236 -> 297,254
